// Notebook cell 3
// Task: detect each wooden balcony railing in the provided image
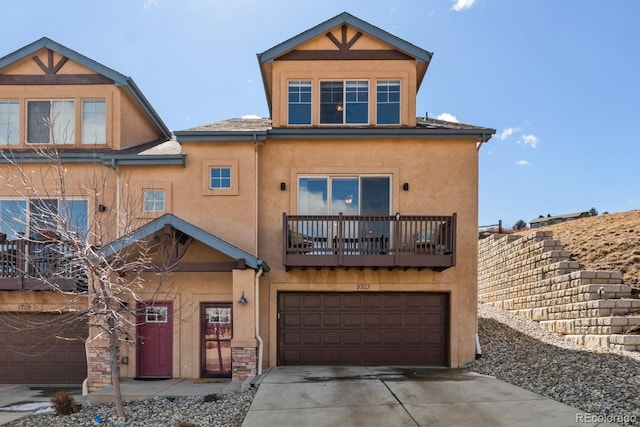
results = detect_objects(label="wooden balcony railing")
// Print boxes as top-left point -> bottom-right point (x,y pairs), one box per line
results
283,213 -> 456,271
0,239 -> 85,291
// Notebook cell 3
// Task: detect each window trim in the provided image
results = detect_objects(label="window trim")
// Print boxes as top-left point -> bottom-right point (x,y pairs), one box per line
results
81,99 -> 106,145
201,159 -> 239,196
26,99 -> 76,145
287,80 -> 312,126
319,80 -> 370,126
0,100 -> 19,145
0,197 -> 89,241
376,80 -> 401,125
297,174 -> 392,215
209,166 -> 232,190
142,189 -> 166,213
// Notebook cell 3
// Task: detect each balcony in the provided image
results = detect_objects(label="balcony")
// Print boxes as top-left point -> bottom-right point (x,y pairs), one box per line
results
283,213 -> 456,271
0,238 -> 85,291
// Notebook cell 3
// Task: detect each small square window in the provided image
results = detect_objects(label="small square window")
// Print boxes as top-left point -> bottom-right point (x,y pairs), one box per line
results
146,306 -> 168,323
206,307 -> 231,323
210,167 -> 232,189
143,189 -> 165,212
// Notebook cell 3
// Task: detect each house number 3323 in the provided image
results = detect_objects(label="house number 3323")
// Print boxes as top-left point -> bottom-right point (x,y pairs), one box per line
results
356,284 -> 370,290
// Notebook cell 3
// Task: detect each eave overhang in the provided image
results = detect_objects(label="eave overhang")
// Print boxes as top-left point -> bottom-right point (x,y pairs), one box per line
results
0,37 -> 171,141
174,130 -> 268,143
267,127 -> 494,142
101,213 -> 270,273
0,150 -> 186,167
257,12 -> 433,116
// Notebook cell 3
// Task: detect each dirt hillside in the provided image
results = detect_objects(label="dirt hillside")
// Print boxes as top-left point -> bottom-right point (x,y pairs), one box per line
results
517,209 -> 640,285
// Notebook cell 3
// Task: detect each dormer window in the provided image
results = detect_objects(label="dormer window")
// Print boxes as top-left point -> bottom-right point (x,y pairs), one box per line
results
288,81 -> 312,125
320,80 -> 368,125
376,80 -> 400,125
27,100 -> 75,144
0,101 -> 19,145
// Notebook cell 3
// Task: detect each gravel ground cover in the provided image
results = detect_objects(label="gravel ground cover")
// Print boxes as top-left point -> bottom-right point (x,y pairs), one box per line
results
11,302 -> 640,426
466,304 -> 640,426
8,390 -> 255,427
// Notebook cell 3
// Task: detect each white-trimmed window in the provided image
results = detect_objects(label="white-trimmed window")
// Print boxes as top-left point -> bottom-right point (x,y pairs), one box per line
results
206,307 -> 231,323
210,167 -> 232,189
376,80 -> 400,125
145,306 -> 168,323
27,100 -> 75,144
320,80 -> 369,125
143,189 -> 165,212
82,100 -> 106,144
0,198 -> 88,240
0,101 -> 19,145
288,81 -> 312,125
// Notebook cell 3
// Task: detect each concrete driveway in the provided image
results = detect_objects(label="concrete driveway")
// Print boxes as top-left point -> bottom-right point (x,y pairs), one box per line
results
242,366 -> 618,427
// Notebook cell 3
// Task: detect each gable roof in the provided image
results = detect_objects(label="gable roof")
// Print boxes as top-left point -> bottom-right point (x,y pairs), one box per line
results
0,37 -> 171,141
257,12 -> 433,115
258,12 -> 433,64
101,213 -> 269,272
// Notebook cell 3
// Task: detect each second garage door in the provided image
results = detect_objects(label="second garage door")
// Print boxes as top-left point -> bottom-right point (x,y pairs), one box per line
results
278,292 -> 448,366
0,313 -> 88,385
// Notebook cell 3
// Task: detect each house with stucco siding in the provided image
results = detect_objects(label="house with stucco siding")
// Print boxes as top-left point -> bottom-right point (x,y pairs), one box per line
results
0,12 -> 493,389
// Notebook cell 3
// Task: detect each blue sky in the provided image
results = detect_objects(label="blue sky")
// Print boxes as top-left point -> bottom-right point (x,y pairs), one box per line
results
1,0 -> 638,228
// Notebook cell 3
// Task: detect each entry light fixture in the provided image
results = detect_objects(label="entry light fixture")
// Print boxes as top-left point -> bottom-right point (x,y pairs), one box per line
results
403,183 -> 409,191
238,291 -> 248,305
280,182 -> 286,191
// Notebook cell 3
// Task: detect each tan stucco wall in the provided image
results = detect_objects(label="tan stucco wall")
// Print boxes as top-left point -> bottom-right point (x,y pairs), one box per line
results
256,136 -> 480,368
0,48 -> 165,150
271,59 -> 417,127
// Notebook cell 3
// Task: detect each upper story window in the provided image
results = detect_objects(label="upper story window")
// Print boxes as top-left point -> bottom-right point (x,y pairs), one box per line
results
0,101 -> 19,145
143,189 -> 165,212
27,100 -> 75,144
210,167 -> 232,189
82,100 -> 106,144
320,80 -> 368,125
376,80 -> 400,125
288,81 -> 311,125
0,198 -> 88,240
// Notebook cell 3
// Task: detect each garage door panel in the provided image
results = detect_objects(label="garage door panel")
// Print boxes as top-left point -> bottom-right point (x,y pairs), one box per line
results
0,313 -> 88,385
323,332 -> 341,345
382,313 -> 403,327
303,332 -> 321,345
278,292 -> 448,367
302,313 -> 321,326
322,313 -> 341,326
425,312 -> 445,326
343,313 -> 361,326
362,294 -> 382,308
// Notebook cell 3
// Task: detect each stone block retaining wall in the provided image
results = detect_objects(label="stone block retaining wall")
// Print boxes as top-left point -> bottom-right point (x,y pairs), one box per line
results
479,231 -> 640,351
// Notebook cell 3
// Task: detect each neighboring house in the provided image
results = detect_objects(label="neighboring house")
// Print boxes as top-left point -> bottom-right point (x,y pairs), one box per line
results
530,212 -> 590,228
0,12 -> 494,390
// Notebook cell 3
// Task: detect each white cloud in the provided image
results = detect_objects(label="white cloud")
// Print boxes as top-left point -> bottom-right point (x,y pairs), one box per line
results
519,134 -> 539,148
451,0 -> 476,12
436,112 -> 459,123
516,160 -> 532,167
241,114 -> 261,119
144,0 -> 159,9
498,127 -> 520,140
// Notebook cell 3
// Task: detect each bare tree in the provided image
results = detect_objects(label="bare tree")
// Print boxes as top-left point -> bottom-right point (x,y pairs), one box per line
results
0,145 -> 178,420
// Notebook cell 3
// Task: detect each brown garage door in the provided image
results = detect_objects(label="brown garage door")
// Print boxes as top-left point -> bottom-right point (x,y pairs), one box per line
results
0,313 -> 88,384
278,292 -> 448,366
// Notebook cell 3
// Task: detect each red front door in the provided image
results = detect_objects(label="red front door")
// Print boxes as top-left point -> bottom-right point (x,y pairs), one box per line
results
137,302 -> 173,378
201,303 -> 233,377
